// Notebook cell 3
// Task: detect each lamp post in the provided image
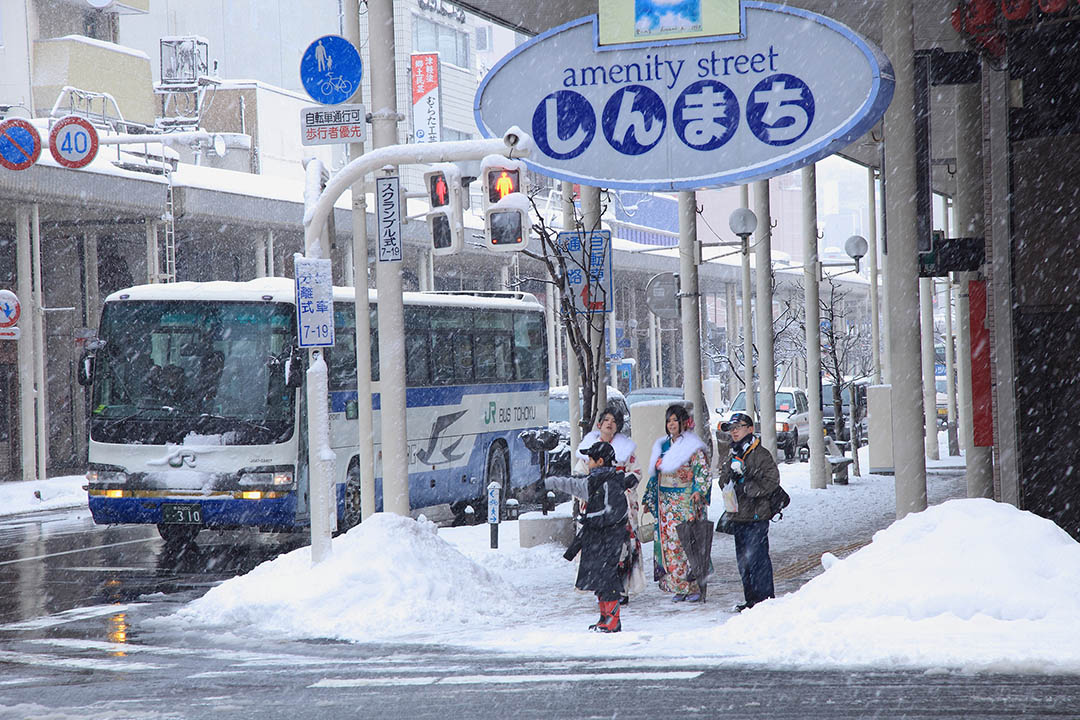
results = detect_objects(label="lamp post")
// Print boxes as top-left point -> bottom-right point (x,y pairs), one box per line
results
729,208 -> 757,419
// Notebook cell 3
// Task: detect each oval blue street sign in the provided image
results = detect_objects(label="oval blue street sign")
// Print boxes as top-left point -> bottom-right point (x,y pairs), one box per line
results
300,35 -> 363,105
475,2 -> 894,191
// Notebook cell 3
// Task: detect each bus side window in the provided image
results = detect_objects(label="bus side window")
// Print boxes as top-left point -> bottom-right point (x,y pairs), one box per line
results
474,310 -> 513,382
405,305 -> 430,386
329,303 -> 357,391
513,311 -> 545,381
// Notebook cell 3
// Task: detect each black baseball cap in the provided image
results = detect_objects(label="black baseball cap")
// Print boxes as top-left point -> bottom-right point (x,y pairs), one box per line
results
585,441 -> 617,466
720,412 -> 754,432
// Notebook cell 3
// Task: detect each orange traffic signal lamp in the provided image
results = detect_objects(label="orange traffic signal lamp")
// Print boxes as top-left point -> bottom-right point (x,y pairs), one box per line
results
486,168 -> 519,205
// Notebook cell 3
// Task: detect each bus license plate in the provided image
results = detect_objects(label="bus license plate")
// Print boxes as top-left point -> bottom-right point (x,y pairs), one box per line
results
161,504 -> 202,524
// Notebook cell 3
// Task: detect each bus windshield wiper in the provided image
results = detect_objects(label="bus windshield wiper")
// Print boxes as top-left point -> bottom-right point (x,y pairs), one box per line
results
196,412 -> 272,433
101,405 -> 179,429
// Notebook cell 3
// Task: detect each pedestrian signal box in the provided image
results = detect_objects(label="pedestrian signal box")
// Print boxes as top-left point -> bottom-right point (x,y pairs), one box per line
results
481,156 -> 529,252
424,163 -> 464,256
487,208 -> 525,249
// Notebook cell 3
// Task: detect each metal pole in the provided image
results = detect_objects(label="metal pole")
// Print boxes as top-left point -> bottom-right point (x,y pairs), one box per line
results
344,0 -> 375,522
648,311 -> 658,388
562,181 -> 582,458
254,229 -> 267,279
955,79 -> 993,498
944,276 -> 959,455
266,229 -> 275,277
802,166 -> 827,489
868,168 -> 882,385
920,277 -> 939,460
31,205 -> 47,481
546,286 -> 558,387
753,180 -> 776,456
555,284 -> 565,386
15,205 -> 36,483
884,0 -> 927,518
944,204 -> 960,456
656,316 -> 665,385
678,191 -> 705,438
739,185 -> 755,418
726,282 -> 738,404
147,221 -> 160,283
369,0 -> 409,516
582,186 -> 605,419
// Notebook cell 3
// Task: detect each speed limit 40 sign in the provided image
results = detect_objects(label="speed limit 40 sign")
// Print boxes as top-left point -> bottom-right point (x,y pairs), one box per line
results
49,115 -> 99,169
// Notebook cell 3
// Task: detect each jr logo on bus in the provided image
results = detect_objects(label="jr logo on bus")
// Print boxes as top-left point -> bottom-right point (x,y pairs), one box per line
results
485,403 -> 537,424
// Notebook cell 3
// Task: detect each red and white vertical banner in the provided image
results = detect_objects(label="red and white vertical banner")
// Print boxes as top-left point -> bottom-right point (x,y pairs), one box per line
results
411,52 -> 441,143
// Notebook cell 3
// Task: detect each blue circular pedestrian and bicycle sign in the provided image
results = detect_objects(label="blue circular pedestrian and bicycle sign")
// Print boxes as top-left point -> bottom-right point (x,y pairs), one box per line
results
300,35 -> 363,105
0,118 -> 42,171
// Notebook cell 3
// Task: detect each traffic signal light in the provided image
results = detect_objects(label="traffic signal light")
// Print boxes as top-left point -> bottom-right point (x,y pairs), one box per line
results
481,158 -> 529,252
424,163 -> 463,256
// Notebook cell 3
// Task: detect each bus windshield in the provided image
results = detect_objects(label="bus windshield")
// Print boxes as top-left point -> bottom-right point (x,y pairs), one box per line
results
90,300 -> 296,445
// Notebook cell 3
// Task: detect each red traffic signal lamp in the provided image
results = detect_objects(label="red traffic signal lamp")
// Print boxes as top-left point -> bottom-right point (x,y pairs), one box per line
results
481,159 -> 529,252
424,164 -> 464,256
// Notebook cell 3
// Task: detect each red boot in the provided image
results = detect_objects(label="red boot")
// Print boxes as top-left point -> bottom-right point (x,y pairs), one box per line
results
589,600 -> 621,633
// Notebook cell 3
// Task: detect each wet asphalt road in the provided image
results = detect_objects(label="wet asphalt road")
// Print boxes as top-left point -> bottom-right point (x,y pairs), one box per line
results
1,505 -> 1079,719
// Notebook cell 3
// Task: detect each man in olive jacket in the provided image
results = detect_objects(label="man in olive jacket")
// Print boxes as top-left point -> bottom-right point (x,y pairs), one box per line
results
717,412 -> 781,611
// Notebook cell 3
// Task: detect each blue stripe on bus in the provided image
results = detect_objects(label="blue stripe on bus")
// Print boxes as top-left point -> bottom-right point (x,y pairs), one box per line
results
329,381 -> 546,412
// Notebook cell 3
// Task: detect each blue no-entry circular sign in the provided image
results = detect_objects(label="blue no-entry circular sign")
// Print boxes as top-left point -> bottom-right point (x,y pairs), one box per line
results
0,118 -> 42,171
300,35 -> 363,105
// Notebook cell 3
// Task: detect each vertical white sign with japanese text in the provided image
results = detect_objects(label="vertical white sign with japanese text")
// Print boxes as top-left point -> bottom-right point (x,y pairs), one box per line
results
294,256 -> 335,348
557,229 -> 613,315
376,176 -> 402,262
411,52 -> 441,143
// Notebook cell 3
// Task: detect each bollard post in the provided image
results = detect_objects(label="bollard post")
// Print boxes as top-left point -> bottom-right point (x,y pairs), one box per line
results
543,490 -> 555,515
487,480 -> 501,549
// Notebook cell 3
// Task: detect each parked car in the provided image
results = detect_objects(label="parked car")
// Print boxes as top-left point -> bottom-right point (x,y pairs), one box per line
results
727,387 -> 810,461
821,379 -> 869,441
542,385 -> 628,477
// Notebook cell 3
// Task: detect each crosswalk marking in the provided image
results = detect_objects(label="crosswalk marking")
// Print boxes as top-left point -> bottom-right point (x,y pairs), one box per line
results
0,649 -> 168,672
311,670 -> 702,688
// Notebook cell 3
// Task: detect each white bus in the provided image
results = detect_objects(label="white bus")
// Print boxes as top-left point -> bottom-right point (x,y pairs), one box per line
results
80,278 -> 548,544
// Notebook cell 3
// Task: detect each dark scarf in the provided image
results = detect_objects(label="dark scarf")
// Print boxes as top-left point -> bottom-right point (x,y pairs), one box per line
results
730,434 -> 757,459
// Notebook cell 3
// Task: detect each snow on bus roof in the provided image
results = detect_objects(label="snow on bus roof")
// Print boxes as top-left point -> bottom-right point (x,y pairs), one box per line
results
104,280 -> 543,310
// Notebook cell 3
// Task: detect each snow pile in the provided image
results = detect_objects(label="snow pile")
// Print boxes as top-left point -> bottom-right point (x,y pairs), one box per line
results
706,498 -> 1080,671
0,475 -> 87,517
172,513 -> 522,641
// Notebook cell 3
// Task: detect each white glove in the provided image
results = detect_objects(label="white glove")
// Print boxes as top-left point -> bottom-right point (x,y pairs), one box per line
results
730,457 -> 745,475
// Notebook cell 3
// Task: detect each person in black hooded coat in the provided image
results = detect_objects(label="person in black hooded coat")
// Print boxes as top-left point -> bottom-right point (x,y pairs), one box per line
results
545,441 -> 630,632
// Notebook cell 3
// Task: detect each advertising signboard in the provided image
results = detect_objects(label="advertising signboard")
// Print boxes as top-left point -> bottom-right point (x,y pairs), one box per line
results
474,2 -> 894,191
411,53 -> 442,143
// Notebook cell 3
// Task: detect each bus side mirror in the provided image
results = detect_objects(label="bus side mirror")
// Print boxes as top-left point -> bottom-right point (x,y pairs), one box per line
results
77,351 -> 96,386
284,347 -> 304,388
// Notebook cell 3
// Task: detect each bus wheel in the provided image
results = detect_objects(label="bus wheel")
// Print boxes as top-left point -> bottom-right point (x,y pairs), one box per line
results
342,464 -> 363,531
157,524 -> 200,547
484,443 -> 510,523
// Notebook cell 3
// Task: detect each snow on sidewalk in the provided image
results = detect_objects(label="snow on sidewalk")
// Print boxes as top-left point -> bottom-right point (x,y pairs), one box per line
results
160,447 -> 1080,674
0,475 -> 88,517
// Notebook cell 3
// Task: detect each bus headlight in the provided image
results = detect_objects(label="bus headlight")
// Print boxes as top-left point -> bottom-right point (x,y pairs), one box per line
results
87,469 -> 128,484
239,471 -> 294,487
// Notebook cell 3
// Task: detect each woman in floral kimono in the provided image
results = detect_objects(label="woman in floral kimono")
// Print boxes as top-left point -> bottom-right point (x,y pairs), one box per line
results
642,404 -> 711,602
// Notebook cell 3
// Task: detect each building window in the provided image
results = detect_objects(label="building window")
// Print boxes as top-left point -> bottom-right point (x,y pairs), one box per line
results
413,16 -> 470,69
